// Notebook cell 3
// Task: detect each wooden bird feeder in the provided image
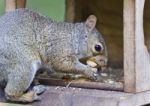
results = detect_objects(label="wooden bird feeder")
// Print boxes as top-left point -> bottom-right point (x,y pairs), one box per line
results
2,0 -> 150,106
65,0 -> 150,93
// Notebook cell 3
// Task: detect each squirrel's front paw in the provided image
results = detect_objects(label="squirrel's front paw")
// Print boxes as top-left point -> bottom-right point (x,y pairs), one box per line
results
84,67 -> 99,80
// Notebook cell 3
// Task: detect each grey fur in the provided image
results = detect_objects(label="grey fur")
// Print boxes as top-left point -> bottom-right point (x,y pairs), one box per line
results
0,9 -> 107,102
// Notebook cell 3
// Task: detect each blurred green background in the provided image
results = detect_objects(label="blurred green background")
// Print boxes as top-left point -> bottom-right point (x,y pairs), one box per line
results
0,0 -> 65,21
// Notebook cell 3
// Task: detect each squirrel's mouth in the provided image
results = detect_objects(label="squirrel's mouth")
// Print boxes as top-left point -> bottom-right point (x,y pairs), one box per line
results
79,55 -> 107,69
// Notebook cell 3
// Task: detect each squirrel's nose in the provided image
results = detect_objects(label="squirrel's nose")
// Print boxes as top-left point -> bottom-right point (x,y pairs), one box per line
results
98,58 -> 107,67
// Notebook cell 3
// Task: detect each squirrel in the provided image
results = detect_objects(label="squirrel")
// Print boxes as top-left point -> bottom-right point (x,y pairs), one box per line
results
0,9 -> 107,102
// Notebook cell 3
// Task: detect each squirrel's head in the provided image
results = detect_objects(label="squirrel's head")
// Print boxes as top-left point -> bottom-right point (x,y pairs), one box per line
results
78,15 -> 108,69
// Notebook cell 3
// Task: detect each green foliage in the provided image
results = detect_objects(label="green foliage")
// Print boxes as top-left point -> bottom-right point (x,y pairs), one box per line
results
0,103 -> 30,106
27,0 -> 65,21
0,0 -> 65,21
0,0 -> 5,16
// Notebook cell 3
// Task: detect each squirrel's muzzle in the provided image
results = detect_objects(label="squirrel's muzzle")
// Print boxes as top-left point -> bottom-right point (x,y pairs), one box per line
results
87,55 -> 107,68
79,55 -> 107,69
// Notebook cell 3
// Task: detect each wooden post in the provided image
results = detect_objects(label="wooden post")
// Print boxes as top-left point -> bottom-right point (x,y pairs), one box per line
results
65,0 -> 75,22
5,0 -> 16,12
124,0 -> 136,93
124,0 -> 150,93
135,0 -> 150,92
16,0 -> 26,8
5,0 -> 26,13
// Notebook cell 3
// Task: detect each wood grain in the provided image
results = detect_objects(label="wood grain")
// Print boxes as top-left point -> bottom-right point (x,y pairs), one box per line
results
37,77 -> 124,91
135,0 -> 150,92
124,0 -> 136,93
124,0 -> 150,93
1,86 -> 150,106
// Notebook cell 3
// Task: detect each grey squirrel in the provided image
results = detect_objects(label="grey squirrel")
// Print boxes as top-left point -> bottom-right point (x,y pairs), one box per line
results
0,9 -> 107,102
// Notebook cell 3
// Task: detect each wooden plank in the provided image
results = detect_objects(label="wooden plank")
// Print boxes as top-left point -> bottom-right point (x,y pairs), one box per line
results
1,86 -> 150,106
124,0 -> 136,92
29,87 -> 150,106
37,77 -> 124,91
5,0 -> 16,12
118,90 -> 150,106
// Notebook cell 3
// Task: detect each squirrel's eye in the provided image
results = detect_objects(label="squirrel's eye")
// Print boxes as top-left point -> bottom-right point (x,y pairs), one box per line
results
94,44 -> 102,52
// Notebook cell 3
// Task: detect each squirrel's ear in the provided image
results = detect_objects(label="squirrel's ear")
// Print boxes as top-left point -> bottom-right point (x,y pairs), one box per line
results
85,15 -> 97,33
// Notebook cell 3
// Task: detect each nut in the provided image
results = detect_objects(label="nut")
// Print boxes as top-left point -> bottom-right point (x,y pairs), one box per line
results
86,60 -> 97,67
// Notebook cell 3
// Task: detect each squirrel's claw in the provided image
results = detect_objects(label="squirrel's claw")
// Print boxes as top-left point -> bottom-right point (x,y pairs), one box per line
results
33,85 -> 46,95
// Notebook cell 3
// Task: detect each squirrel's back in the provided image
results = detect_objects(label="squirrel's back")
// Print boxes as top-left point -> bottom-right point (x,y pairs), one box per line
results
0,9 -> 53,44
0,9 -> 80,64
